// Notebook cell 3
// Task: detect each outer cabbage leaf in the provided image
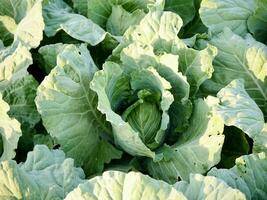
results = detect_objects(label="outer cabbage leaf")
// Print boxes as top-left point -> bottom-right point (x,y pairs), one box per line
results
0,93 -> 21,161
200,0 -> 267,43
38,43 -> 70,74
164,0 -> 196,26
1,75 -> 41,153
2,75 -> 40,130
216,79 -> 264,138
0,145 -> 85,200
0,15 -> 16,45
0,43 -> 32,88
122,10 -> 186,49
146,97 -> 224,183
253,124 -> 267,154
106,5 -> 145,36
200,0 -> 256,36
0,41 -> 41,152
208,153 -> 267,199
174,174 -> 246,200
72,0 -> 157,29
0,33 -> 41,155
65,170 -> 186,200
216,79 -> 267,154
247,0 -> 267,43
202,29 -> 267,118
35,44 -> 122,175
110,10 -> 186,63
43,0 -> 107,46
179,0 -> 208,38
0,0 -> 44,48
14,0 -> 44,48
176,44 -> 217,95
90,61 -> 173,159
0,0 -> 29,22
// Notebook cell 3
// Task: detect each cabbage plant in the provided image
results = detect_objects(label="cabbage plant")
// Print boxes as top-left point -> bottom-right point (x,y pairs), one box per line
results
0,0 -> 267,199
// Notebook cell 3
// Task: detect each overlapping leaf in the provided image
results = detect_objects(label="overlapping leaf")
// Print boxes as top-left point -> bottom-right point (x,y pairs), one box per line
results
0,0 -> 44,48
209,153 -> 267,199
201,29 -> 267,118
0,93 -> 21,161
200,0 -> 267,43
35,44 -> 122,175
65,170 -> 186,200
0,145 -> 85,200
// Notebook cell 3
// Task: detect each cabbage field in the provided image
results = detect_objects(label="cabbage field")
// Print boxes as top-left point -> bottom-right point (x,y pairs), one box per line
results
0,0 -> 267,199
